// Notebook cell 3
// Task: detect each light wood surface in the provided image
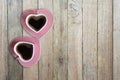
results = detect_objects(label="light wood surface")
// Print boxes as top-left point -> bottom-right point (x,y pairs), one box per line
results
98,0 -> 113,80
83,0 -> 97,80
68,0 -> 82,80
7,0 -> 23,80
39,0 -> 53,80
23,0 -> 38,80
0,0 -> 119,80
114,0 -> 120,80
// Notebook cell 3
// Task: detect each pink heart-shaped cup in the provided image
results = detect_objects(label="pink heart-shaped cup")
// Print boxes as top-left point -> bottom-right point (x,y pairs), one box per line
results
21,9 -> 53,39
9,37 -> 40,67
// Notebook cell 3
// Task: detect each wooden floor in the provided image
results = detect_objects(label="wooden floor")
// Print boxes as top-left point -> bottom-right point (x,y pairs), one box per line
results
0,0 -> 120,80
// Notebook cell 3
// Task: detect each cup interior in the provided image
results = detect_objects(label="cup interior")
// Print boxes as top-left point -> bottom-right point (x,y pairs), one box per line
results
27,15 -> 46,32
14,42 -> 34,61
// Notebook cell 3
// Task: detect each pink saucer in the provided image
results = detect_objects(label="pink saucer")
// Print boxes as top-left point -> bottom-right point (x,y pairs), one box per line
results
9,37 -> 40,67
21,9 -> 53,39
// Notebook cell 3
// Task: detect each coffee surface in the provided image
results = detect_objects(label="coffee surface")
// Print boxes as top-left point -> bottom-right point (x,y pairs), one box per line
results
28,15 -> 46,31
17,43 -> 33,60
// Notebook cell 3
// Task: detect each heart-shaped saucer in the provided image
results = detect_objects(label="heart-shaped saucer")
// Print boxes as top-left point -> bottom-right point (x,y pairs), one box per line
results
21,9 -> 53,39
9,37 -> 40,67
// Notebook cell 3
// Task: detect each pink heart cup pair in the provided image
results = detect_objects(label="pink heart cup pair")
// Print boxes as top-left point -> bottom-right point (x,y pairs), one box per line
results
9,9 -> 53,67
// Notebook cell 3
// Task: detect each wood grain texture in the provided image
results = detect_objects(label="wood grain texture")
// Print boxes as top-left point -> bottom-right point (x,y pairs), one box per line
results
83,0 -> 98,80
22,0 -> 39,80
38,0 -> 53,80
0,0 -> 117,80
98,0 -> 113,80
68,0 -> 82,80
52,0 -> 68,80
7,0 -> 23,80
0,0 -> 8,80
113,0 -> 120,80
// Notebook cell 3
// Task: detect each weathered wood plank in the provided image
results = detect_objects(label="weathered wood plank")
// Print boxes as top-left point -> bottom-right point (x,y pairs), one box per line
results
98,0 -> 113,80
22,0 -> 38,80
7,0 -> 23,80
113,0 -> 120,80
52,0 -> 68,80
68,0 -> 82,80
83,0 -> 98,80
0,0 -> 8,80
0,0 -> 115,80
38,0 -> 53,80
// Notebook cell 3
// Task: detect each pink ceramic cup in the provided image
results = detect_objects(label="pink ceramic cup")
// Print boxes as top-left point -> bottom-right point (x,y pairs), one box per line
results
9,37 -> 40,67
21,9 -> 53,39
